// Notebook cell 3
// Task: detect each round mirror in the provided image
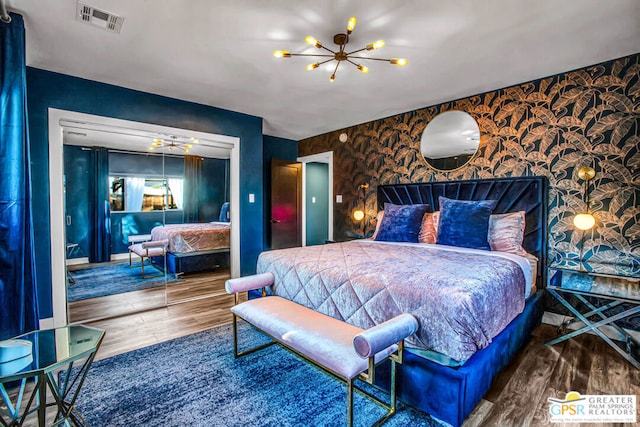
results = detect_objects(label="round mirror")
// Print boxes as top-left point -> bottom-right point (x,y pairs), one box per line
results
420,111 -> 480,171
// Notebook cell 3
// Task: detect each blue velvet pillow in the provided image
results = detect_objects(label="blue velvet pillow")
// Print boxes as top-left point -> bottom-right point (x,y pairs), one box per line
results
436,197 -> 497,250
374,203 -> 429,243
219,202 -> 230,222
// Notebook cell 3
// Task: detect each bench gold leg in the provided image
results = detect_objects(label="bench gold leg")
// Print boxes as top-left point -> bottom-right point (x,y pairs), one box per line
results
232,313 -> 276,358
232,313 -> 239,358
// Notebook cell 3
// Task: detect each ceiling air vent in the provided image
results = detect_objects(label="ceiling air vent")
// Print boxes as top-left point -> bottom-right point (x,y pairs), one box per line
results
76,1 -> 124,33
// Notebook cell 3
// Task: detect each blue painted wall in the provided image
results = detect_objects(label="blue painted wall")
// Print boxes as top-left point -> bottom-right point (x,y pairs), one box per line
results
27,67 -> 264,319
305,163 -> 329,246
262,135 -> 298,250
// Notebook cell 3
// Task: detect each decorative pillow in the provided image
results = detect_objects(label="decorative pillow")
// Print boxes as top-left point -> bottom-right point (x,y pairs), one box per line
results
436,197 -> 496,250
418,212 -> 438,244
375,203 -> 430,243
219,202 -> 230,222
488,211 -> 527,256
371,211 -> 385,239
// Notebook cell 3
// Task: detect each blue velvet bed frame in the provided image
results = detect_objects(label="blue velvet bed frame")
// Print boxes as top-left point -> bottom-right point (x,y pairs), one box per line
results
152,248 -> 229,276
373,176 -> 548,426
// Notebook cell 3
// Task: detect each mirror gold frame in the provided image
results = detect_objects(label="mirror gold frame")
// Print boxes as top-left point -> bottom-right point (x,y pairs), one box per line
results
420,111 -> 480,172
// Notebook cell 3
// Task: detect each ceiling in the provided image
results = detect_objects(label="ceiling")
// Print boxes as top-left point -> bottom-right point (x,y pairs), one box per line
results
62,122 -> 232,158
8,0 -> 640,141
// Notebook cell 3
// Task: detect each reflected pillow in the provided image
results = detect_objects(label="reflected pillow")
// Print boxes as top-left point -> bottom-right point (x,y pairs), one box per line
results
488,211 -> 527,256
375,203 -> 430,243
436,197 -> 496,250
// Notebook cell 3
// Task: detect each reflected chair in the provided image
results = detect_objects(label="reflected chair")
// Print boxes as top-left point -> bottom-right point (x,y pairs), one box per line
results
128,239 -> 168,278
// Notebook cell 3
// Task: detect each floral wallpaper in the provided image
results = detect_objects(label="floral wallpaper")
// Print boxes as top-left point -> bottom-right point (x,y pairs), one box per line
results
299,54 -> 640,276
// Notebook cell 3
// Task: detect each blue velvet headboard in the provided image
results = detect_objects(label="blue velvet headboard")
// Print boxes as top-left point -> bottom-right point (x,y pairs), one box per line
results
377,176 -> 548,287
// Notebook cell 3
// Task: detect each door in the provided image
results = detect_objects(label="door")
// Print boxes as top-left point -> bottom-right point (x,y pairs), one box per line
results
270,159 -> 302,249
305,162 -> 329,245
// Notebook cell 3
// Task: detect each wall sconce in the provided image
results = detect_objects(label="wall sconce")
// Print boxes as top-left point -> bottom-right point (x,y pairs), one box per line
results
573,166 -> 596,231
353,184 -> 369,237
573,166 -> 596,270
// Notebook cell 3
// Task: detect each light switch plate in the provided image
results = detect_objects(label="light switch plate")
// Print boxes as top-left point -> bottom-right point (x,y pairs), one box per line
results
249,194 -> 255,203
336,195 -> 342,203
312,197 -> 316,203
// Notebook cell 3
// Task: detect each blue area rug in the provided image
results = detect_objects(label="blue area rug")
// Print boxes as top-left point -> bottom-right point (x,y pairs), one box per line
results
76,323 -> 442,427
67,262 -> 170,302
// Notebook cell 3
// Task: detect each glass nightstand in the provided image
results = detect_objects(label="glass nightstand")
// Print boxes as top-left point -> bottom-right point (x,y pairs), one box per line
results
545,263 -> 640,369
0,325 -> 105,426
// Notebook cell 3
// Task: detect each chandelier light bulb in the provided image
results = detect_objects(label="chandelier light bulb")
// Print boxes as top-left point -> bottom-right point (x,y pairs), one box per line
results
329,74 -> 336,82
573,213 -> 595,230
390,58 -> 408,66
305,36 -> 322,48
357,65 -> 369,74
347,16 -> 357,34
366,40 -> 385,50
273,50 -> 291,58
306,63 -> 319,71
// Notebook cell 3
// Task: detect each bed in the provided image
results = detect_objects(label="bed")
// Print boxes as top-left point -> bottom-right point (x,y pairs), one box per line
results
150,221 -> 230,275
255,176 -> 548,426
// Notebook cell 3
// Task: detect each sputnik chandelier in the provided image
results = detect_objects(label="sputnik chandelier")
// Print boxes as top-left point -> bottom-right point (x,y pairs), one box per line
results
273,16 -> 408,82
149,135 -> 199,153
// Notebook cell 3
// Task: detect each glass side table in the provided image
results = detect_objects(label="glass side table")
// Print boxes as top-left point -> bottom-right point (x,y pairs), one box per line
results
545,265 -> 640,369
0,325 -> 105,426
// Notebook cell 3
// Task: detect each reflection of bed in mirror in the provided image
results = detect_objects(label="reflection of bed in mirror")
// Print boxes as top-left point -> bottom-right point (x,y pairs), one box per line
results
151,221 -> 230,275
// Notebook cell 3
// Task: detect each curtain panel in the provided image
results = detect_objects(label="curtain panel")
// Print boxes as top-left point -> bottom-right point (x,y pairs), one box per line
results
0,13 -> 39,339
183,155 -> 202,223
89,147 -> 111,263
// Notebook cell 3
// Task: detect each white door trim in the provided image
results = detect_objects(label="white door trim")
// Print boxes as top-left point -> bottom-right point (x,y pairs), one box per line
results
297,151 -> 334,245
48,108 -> 241,327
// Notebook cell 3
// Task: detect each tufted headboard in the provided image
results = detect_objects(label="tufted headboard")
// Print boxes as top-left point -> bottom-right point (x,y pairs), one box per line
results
377,176 -> 548,287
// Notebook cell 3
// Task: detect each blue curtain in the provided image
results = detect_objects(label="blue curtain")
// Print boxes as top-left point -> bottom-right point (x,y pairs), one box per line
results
183,155 -> 202,223
89,148 -> 111,263
0,13 -> 39,340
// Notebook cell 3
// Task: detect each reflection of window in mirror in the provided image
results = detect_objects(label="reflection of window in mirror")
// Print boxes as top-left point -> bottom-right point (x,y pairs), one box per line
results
109,176 -> 183,212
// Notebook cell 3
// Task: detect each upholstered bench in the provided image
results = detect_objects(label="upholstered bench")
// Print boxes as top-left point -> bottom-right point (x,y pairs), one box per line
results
128,239 -> 168,278
225,273 -> 418,427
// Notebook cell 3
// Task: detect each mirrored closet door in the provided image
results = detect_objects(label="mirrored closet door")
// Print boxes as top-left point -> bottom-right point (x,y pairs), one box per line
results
61,117 -> 234,323
63,130 -> 169,323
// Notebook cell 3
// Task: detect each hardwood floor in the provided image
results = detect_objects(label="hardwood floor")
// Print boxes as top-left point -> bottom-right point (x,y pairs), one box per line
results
464,325 -> 639,426
68,266 -> 230,323
6,295 -> 639,426
87,292 -> 243,361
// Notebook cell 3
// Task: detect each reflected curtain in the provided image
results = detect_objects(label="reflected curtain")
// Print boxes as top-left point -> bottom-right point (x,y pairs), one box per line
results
0,13 -> 39,339
168,178 -> 183,210
125,177 -> 145,211
89,148 -> 111,263
183,155 -> 201,223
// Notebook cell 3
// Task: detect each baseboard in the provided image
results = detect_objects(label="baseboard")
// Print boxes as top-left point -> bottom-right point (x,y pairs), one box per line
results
66,257 -> 88,266
542,311 -> 640,343
39,317 -> 55,330
111,253 -> 129,261
67,253 -> 129,265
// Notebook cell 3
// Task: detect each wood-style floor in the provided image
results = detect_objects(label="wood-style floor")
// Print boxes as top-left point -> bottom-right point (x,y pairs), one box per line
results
82,298 -> 639,426
68,266 -> 230,323
8,293 -> 639,426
